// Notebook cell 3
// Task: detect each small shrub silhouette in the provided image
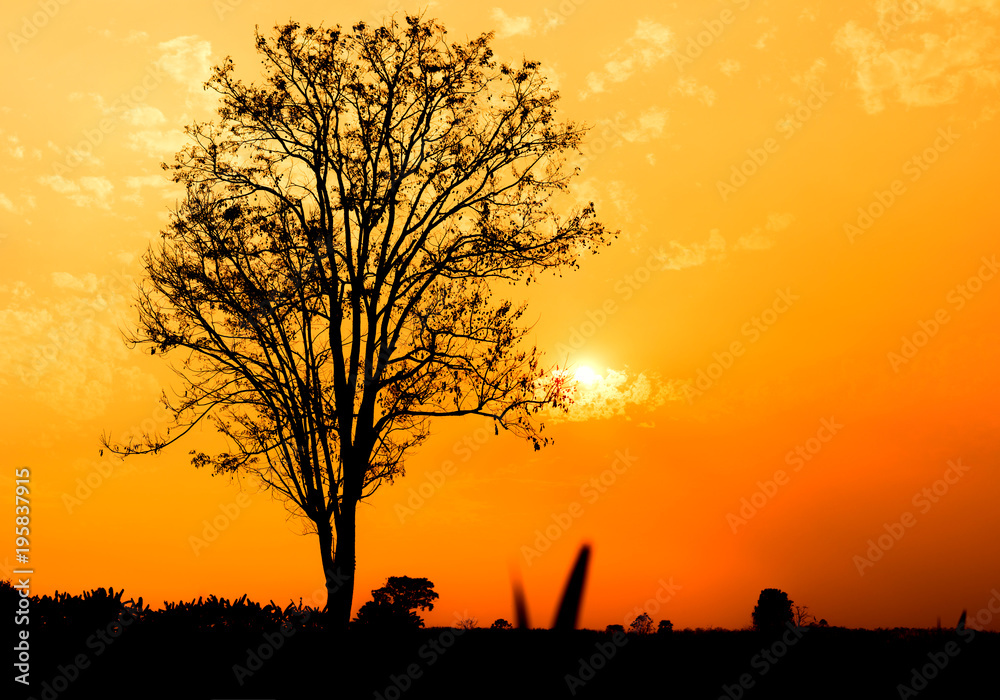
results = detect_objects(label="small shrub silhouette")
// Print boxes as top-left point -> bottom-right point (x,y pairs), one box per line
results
457,616 -> 479,630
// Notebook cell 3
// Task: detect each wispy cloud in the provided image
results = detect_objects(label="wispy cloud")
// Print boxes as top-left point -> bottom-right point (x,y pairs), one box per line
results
156,36 -> 213,92
127,130 -> 188,159
735,212 -> 795,250
37,175 -> 115,209
122,174 -> 176,205
661,230 -> 727,270
491,8 -> 534,38
621,107 -> 669,142
583,20 -> 674,97
546,368 -> 686,422
835,2 -> 1000,113
672,76 -> 717,106
0,273 -> 151,423
719,58 -> 742,76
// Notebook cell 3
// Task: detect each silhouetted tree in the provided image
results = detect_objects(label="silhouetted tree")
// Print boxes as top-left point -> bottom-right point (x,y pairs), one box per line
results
657,619 -> 673,634
457,616 -> 478,630
605,624 -> 625,635
103,15 -> 612,629
752,588 -> 794,633
794,604 -> 817,627
490,618 -> 513,630
353,576 -> 438,629
629,612 -> 653,635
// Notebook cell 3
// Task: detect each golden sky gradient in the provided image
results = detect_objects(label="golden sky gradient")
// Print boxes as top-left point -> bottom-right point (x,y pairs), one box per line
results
2,0 -> 999,631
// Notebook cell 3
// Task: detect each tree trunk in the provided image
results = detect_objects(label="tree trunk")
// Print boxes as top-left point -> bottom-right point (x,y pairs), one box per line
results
322,500 -> 357,630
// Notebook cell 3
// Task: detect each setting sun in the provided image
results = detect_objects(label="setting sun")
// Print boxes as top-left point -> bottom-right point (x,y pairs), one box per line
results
573,365 -> 600,385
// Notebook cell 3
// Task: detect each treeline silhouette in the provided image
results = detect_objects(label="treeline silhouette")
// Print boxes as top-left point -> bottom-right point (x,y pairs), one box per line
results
6,578 -> 998,700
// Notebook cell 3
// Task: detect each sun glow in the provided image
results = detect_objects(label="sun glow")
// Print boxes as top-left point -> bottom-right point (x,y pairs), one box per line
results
573,365 -> 600,385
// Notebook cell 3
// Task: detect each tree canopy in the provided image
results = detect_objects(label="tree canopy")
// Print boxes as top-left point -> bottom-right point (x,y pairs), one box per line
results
104,15 -> 612,628
354,576 -> 438,629
752,588 -> 794,633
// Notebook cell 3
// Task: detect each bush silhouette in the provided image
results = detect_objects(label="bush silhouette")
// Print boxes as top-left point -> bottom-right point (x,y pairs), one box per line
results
491,618 -> 513,630
752,588 -> 794,633
658,619 -> 674,634
354,576 -> 438,629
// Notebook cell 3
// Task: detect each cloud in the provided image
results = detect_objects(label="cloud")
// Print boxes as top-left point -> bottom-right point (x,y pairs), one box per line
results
754,30 -> 777,49
547,368 -> 686,422
583,20 -> 674,96
79,177 -> 114,203
37,175 -> 78,194
923,0 -> 1000,15
719,58 -> 742,76
753,16 -> 778,49
122,174 -> 176,205
672,76 -> 717,106
4,133 -> 24,159
45,131 -> 104,167
735,212 -> 795,250
122,105 -> 167,127
606,180 -> 638,220
0,273 -> 148,422
156,36 -> 213,92
127,129 -> 189,158
834,2 -> 1000,113
735,232 -> 775,251
661,230 -> 727,270
491,8 -> 534,38
125,175 -> 171,190
765,212 -> 795,231
52,272 -> 100,292
69,90 -> 166,127
90,27 -> 150,44
542,8 -> 566,32
788,57 -> 828,94
0,194 -> 15,213
38,175 -> 114,209
540,63 -> 562,90
621,107 -> 669,142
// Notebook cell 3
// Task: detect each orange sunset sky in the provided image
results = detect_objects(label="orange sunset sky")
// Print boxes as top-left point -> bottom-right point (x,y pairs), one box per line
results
2,0 -> 999,632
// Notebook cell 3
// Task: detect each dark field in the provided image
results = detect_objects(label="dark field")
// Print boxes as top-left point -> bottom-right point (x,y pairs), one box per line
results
10,586 -> 998,700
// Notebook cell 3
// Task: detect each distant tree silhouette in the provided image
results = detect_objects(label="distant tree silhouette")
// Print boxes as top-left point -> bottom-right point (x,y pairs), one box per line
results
752,588 -> 794,633
102,15 -> 612,630
794,604 -> 817,627
657,619 -> 673,634
629,613 -> 653,635
605,624 -> 625,635
457,616 -> 479,630
490,618 -> 513,630
353,576 -> 438,629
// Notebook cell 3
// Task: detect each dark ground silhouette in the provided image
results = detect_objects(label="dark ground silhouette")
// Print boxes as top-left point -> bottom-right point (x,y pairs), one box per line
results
7,580 -> 998,700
